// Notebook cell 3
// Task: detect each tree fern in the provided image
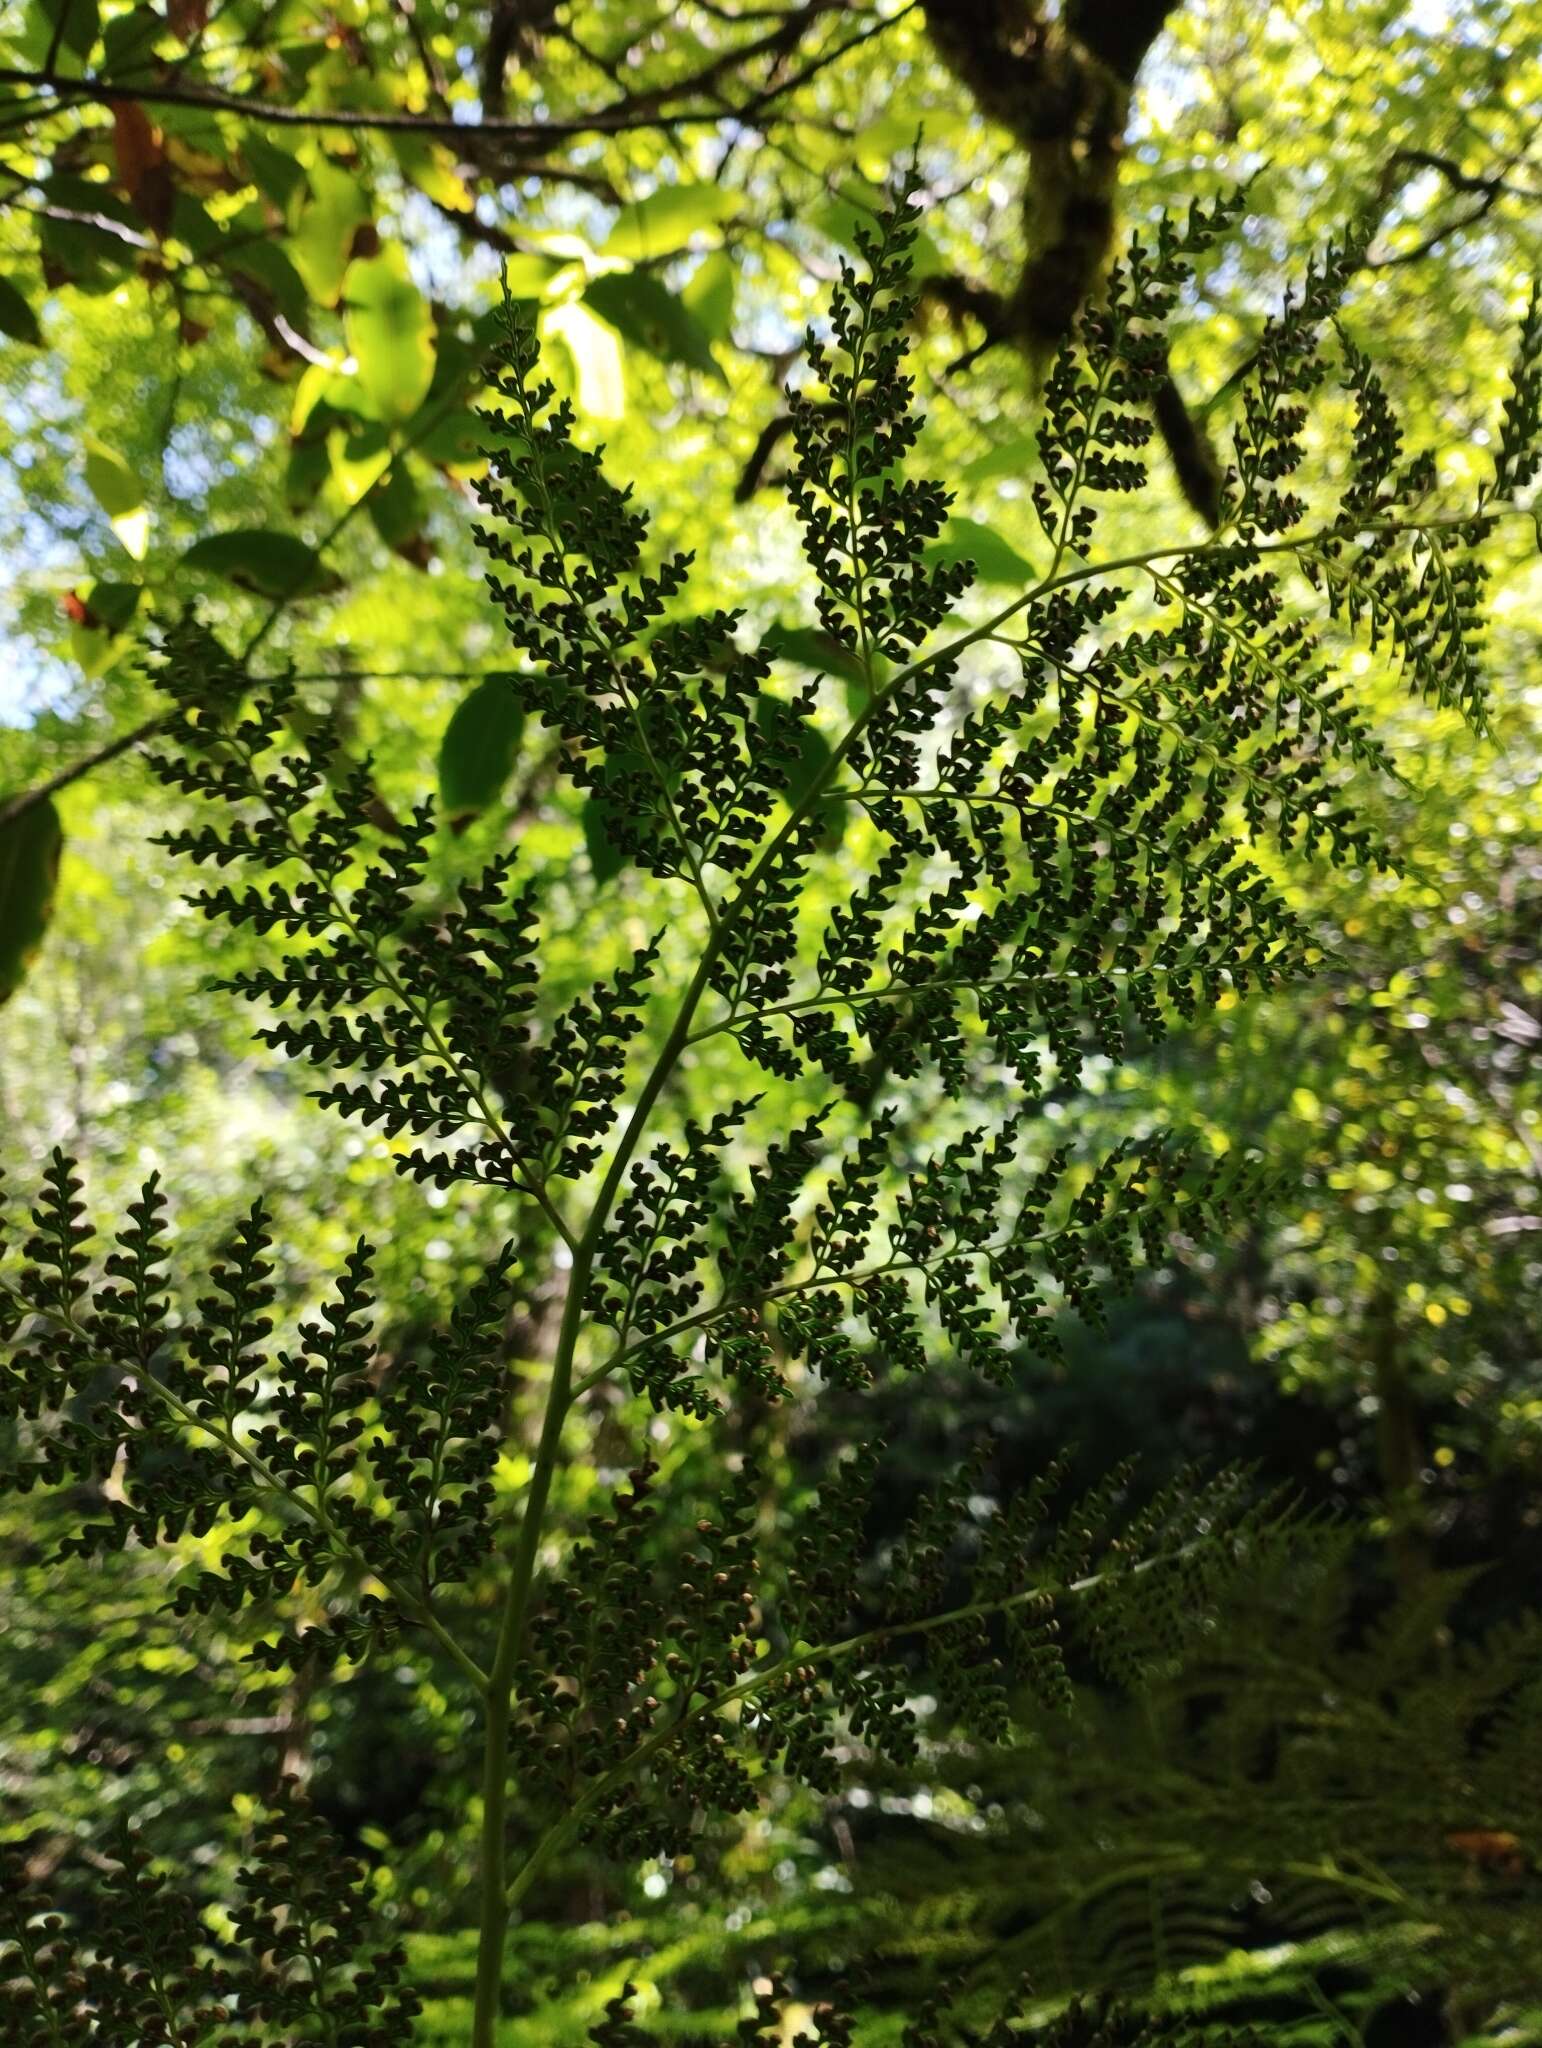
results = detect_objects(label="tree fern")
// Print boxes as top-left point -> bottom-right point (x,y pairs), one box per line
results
1,175 -> 1538,2041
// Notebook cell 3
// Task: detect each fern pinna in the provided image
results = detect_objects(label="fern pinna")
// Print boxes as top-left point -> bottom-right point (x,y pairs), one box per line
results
2,181 -> 1538,2042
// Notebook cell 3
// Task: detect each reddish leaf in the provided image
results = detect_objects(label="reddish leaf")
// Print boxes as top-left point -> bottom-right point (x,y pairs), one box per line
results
112,101 -> 174,237
167,0 -> 209,38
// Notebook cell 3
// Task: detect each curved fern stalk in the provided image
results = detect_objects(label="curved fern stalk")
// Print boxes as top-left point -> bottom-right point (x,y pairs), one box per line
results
500,1465 -> 1293,1914
1,172 -> 1538,2044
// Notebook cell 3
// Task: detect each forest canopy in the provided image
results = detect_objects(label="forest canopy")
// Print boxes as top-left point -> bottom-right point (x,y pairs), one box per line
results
2,3 -> 1542,2044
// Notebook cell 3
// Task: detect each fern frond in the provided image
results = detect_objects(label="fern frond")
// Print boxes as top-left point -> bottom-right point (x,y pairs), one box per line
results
0,1790 -> 420,2044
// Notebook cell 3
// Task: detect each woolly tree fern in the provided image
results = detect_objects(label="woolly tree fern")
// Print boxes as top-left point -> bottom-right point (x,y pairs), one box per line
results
2,182 -> 1539,2044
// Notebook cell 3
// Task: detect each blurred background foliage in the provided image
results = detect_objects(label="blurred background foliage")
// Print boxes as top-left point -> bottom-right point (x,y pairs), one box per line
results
2,0 -> 1541,2040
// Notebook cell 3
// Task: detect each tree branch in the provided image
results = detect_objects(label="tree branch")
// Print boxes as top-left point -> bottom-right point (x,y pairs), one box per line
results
0,63 -> 727,141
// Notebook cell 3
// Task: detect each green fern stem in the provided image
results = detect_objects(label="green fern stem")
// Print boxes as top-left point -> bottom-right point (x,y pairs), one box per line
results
496,1521 -> 1235,1922
470,943 -> 723,2045
466,522 -> 901,2036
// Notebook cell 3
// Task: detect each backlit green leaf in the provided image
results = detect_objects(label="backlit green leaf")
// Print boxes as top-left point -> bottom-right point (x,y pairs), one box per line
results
584,272 -> 725,384
815,181 -> 943,276
414,409 -> 487,469
182,529 -> 337,598
543,302 -> 624,420
959,436 -> 1037,486
31,0 -> 99,63
605,183 -> 735,263
921,516 -> 1035,586
344,245 -> 436,423
83,437 -> 149,559
682,250 -> 736,343
242,134 -> 307,212
437,679 -> 525,825
289,159 -> 369,308
762,622 -> 871,693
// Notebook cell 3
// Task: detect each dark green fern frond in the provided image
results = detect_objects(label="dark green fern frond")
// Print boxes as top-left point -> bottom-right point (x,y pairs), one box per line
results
0,1790 -> 419,2044
597,1125 -> 1268,1414
150,619 -> 653,1213
0,1156 -> 508,1680
499,1451 -> 1300,1868
5,166 -> 1539,2047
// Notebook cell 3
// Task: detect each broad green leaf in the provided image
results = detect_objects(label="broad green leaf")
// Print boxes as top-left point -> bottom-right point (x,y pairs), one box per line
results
224,239 -> 310,328
156,99 -> 226,165
83,437 -> 141,518
285,431 -> 332,512
182,529 -> 336,598
519,229 -> 598,263
291,358 -> 370,435
166,191 -> 224,261
343,245 -> 436,423
779,720 -> 834,810
682,250 -> 736,343
581,748 -> 660,883
37,180 -> 136,293
605,183 -> 735,263
754,696 -> 841,842
63,578 -> 139,677
584,273 -> 724,384
288,158 -> 369,308
101,4 -> 174,78
327,420 -> 392,504
437,679 -> 525,825
76,580 -> 140,632
111,507 -> 150,560
849,110 -> 962,181
0,274 -> 41,346
414,409 -> 487,470
37,214 -> 128,294
68,619 -> 123,678
367,461 -> 430,564
0,795 -> 63,1004
242,133 -> 307,212
83,437 -> 149,559
815,181 -> 944,278
922,516 -> 1035,586
30,0 -> 99,63
543,302 -> 624,420
496,253 -> 569,300
389,133 -> 472,214
43,172 -> 140,234
762,623 -> 871,693
959,435 -> 1037,486
581,794 -> 628,883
